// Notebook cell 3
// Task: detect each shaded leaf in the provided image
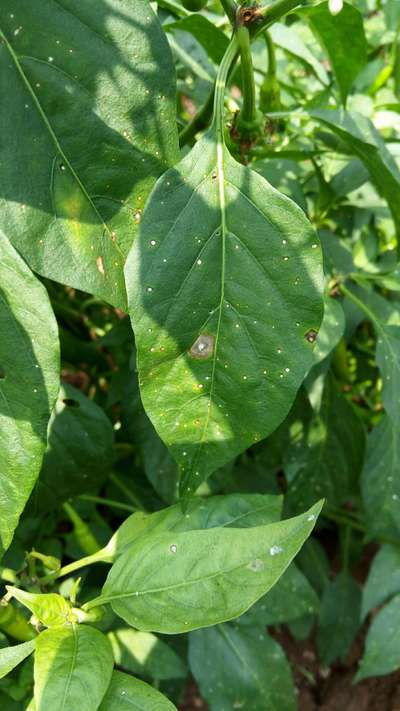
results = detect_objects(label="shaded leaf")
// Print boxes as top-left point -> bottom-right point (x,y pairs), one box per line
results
31,384 -> 114,512
108,628 -> 186,680
125,133 -> 324,495
303,1 -> 367,104
362,545 -> 400,620
189,624 -> 295,711
0,231 -> 59,561
317,571 -> 361,665
0,0 -> 178,308
166,15 -> 228,65
356,595 -> 400,682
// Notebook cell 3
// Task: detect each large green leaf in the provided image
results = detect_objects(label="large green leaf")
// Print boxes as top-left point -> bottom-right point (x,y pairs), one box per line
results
31,384 -> 114,512
0,640 -> 35,680
362,545 -> 400,620
85,501 -> 322,633
125,133 -> 324,495
302,1 -> 367,105
0,231 -> 59,560
189,624 -> 295,711
362,415 -> 400,539
311,109 -> 400,241
356,595 -> 400,682
317,571 -> 361,665
0,0 -> 179,308
34,625 -> 113,711
98,670 -> 177,711
376,325 -> 400,426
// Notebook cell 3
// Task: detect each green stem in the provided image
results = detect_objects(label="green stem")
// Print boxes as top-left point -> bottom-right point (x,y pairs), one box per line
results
78,494 -> 137,513
219,0 -> 237,25
254,0 -> 308,38
109,472 -> 145,510
264,30 -> 277,77
39,547 -> 113,585
340,282 -> 381,332
237,26 -> 257,125
157,0 -> 190,17
179,86 -> 215,147
212,35 -> 240,140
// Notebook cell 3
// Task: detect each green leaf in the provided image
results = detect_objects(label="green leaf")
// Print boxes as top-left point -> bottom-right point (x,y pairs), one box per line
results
88,501 -> 323,634
310,109 -> 400,241
362,545 -> 400,620
238,564 -> 319,627
0,640 -> 35,680
0,231 -> 59,561
311,296 -> 345,366
106,493 -> 283,560
34,625 -> 113,711
189,624 -> 295,711
362,415 -> 400,539
376,325 -> 400,426
269,22 -> 329,87
32,384 -> 114,512
317,571 -> 361,665
356,595 -> 400,681
98,670 -> 177,710
166,15 -> 229,65
5,588 -> 72,629
288,375 -> 365,510
107,628 -> 186,680
0,0 -> 178,308
302,1 -> 367,104
124,133 -> 324,495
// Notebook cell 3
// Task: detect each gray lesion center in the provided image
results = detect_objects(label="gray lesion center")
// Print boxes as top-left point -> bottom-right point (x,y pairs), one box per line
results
189,334 -> 215,359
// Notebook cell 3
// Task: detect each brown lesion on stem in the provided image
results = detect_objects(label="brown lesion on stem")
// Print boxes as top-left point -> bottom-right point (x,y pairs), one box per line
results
237,5 -> 263,27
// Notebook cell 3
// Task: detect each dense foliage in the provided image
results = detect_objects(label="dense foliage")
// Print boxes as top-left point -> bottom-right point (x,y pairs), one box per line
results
1,0 -> 400,708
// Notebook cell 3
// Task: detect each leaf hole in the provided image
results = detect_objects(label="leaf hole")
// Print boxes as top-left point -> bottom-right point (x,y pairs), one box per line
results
62,398 -> 80,408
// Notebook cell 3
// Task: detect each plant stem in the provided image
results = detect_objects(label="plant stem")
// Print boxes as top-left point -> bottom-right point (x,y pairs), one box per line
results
340,282 -> 381,331
237,26 -> 257,125
212,35 -> 240,140
39,548 -> 113,585
78,494 -> 137,513
157,0 -> 190,17
264,30 -> 277,77
179,86 -> 215,147
254,0 -> 308,38
219,0 -> 237,25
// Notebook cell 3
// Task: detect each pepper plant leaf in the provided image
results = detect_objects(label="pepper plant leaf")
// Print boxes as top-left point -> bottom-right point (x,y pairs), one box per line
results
0,640 -> 36,680
356,595 -> 400,682
34,625 -> 114,711
0,231 -> 59,561
86,501 -> 323,634
125,133 -> 324,495
0,0 -> 179,308
98,670 -> 177,710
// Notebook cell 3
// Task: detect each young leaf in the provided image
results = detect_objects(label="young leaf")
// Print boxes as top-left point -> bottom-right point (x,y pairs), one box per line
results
356,595 -> 400,682
311,109 -> 400,241
317,571 -> 361,665
34,625 -> 113,711
362,416 -> 400,539
0,0 -> 178,308
0,640 -> 35,680
302,1 -> 367,104
189,624 -> 295,711
5,588 -> 72,629
107,628 -> 186,680
362,545 -> 400,620
98,670 -> 177,710
0,231 -> 59,561
86,501 -> 323,633
32,384 -> 114,512
125,133 -> 324,495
